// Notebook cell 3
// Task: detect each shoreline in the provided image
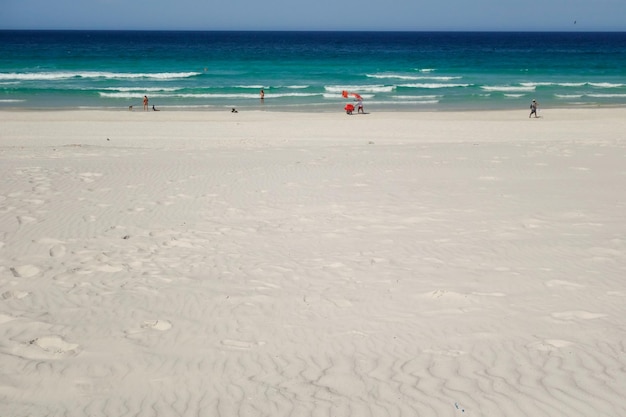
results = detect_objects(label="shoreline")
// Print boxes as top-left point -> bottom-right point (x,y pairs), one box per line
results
3,107 -> 626,153
3,105 -> 626,115
0,107 -> 626,132
2,102 -> 626,113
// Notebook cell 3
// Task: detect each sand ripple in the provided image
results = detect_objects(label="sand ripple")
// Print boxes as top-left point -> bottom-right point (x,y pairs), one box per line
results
0,110 -> 625,416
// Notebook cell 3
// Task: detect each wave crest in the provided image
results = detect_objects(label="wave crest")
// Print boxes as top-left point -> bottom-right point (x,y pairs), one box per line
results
0,71 -> 201,81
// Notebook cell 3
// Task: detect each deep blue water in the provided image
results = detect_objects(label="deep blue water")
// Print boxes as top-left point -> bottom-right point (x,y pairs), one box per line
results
1,30 -> 625,111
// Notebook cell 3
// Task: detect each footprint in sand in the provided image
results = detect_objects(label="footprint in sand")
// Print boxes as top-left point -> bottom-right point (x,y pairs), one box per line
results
528,339 -> 573,352
18,336 -> 80,359
141,320 -> 172,331
10,265 -> 40,278
79,172 -> 103,183
49,244 -> 67,257
37,237 -> 67,258
2,290 -> 29,300
31,336 -> 79,353
16,215 -> 37,225
124,320 -> 172,343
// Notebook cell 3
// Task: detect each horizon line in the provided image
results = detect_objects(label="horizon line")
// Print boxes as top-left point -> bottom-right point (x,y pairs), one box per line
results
2,28 -> 625,33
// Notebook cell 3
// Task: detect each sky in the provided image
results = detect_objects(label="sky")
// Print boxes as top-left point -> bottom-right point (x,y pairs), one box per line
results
1,0 -> 625,31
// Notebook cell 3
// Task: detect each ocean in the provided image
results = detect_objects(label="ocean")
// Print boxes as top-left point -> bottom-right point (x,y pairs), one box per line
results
1,30 -> 625,112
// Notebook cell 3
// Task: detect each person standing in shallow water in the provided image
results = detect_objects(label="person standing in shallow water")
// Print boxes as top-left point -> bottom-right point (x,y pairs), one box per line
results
529,99 -> 539,118
260,89 -> 265,101
143,95 -> 149,111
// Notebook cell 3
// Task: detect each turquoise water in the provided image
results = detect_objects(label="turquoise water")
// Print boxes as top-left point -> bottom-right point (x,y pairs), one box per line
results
1,31 -> 625,111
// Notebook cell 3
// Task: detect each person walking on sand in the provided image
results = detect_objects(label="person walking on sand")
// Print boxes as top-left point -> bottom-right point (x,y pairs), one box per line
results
143,95 -> 149,111
529,99 -> 539,118
357,97 -> 364,114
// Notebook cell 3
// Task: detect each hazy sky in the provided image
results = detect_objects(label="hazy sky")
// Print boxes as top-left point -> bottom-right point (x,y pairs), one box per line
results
2,0 -> 625,31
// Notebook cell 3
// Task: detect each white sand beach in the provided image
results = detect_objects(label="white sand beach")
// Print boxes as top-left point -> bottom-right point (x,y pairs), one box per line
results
1,108 -> 625,416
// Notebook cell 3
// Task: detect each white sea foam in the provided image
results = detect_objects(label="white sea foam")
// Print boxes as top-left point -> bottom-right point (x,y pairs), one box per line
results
558,82 -> 587,87
367,74 -> 461,81
235,85 -> 309,89
587,93 -> 626,98
99,92 -> 171,99
352,99 -> 439,105
393,95 -> 441,100
481,85 -> 535,92
555,94 -> 584,99
0,71 -> 201,81
401,100 -> 440,104
325,85 -> 395,93
589,82 -> 625,88
126,72 -> 201,80
521,82 -> 624,88
521,82 -> 586,87
323,93 -> 374,99
99,91 -> 321,99
258,92 -> 320,98
400,83 -> 471,89
100,87 -> 182,92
